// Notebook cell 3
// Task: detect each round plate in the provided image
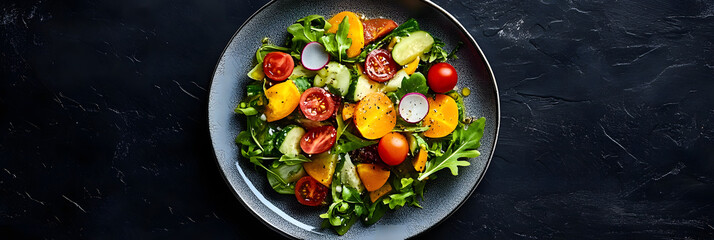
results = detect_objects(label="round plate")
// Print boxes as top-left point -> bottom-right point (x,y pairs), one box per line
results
208,0 -> 500,238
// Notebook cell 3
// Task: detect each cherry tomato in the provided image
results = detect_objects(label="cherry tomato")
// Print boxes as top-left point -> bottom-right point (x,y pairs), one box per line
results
427,62 -> 458,93
362,19 -> 398,44
300,125 -> 337,154
377,132 -> 409,166
364,49 -> 398,82
263,52 -> 294,81
294,176 -> 328,206
299,87 -> 336,121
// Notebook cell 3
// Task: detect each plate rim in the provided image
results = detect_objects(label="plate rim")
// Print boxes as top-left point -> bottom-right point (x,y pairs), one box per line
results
207,0 -> 501,238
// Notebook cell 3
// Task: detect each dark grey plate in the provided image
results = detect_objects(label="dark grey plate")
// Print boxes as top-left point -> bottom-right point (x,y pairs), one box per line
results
208,0 -> 500,238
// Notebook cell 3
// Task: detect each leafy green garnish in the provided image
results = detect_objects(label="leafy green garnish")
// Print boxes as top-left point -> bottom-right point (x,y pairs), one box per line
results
333,131 -> 378,154
382,177 -> 425,209
319,16 -> 352,62
256,42 -> 291,63
287,15 -> 331,56
234,81 -> 266,116
267,162 -> 303,194
292,76 -> 313,92
320,157 -> 380,235
395,72 -> 429,99
418,117 -> 486,181
278,154 -> 311,165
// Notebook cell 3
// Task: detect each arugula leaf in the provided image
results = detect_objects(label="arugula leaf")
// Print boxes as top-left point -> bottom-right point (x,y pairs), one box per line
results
395,72 -> 429,99
278,154 -> 310,165
319,16 -> 352,62
417,117 -> 486,181
381,177 -> 423,209
334,131 -> 378,154
287,15 -> 331,55
382,192 -> 415,209
256,43 -> 291,63
423,37 -> 449,63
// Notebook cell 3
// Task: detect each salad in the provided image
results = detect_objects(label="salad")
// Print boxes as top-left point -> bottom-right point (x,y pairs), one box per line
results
234,11 -> 486,235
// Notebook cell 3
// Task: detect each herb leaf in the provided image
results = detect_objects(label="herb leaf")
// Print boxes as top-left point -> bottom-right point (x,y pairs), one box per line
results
319,16 -> 352,62
287,15 -> 331,55
395,72 -> 429,99
417,117 -> 486,181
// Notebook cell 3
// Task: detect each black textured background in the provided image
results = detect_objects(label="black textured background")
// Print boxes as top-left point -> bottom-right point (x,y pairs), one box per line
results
1,0 -> 713,239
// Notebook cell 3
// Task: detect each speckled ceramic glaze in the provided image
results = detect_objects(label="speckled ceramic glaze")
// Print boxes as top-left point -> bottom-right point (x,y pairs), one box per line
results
208,0 -> 500,238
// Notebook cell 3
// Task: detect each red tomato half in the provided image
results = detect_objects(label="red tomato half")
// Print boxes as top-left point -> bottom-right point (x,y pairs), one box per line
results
263,52 -> 294,81
299,87 -> 336,121
377,132 -> 409,166
300,125 -> 337,154
365,49 -> 398,82
427,62 -> 458,93
294,176 -> 328,206
362,19 -> 398,44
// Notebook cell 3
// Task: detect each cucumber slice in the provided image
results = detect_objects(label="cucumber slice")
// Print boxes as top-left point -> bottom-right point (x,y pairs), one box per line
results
314,62 -> 351,96
247,64 -> 265,81
391,31 -> 434,65
351,75 -> 381,101
272,163 -> 306,183
275,125 -> 306,157
289,65 -> 318,80
340,154 -> 365,193
382,69 -> 409,92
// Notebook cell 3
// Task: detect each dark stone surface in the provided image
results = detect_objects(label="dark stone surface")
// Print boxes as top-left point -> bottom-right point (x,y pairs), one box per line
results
1,0 -> 712,239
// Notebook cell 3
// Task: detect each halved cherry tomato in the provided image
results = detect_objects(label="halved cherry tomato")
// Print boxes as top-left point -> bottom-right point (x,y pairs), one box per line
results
422,94 -> 459,138
263,52 -> 294,81
299,87 -> 336,121
362,18 -> 398,44
427,62 -> 458,93
377,132 -> 409,166
294,176 -> 328,206
365,49 -> 398,82
354,92 -> 397,139
300,125 -> 337,154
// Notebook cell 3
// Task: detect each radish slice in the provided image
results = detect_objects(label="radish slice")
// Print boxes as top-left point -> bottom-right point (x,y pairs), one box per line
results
398,93 -> 429,123
301,42 -> 330,71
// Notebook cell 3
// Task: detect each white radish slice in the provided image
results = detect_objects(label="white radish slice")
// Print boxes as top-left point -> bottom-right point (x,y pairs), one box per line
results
301,42 -> 330,71
398,93 -> 429,123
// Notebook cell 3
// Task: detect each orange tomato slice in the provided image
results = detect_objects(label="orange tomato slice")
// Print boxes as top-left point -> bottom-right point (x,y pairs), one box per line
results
422,94 -> 459,138
303,152 -> 338,187
342,102 -> 357,121
327,11 -> 365,58
356,163 -> 390,192
354,92 -> 396,139
412,146 -> 428,172
403,56 -> 420,75
369,182 -> 393,202
264,80 -> 300,122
